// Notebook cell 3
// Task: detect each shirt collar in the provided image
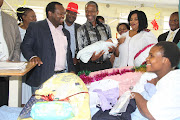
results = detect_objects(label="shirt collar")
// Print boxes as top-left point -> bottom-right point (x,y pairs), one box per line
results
170,28 -> 179,34
46,18 -> 63,30
64,21 -> 74,27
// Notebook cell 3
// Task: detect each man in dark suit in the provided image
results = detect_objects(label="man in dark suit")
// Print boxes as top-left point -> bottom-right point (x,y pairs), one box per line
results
64,2 -> 81,74
21,1 -> 74,93
158,12 -> 180,44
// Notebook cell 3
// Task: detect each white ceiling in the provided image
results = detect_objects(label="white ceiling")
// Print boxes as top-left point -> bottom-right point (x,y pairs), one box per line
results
74,0 -> 179,8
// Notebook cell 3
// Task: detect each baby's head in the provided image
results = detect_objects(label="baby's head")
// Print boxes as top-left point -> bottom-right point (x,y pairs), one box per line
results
106,38 -> 118,44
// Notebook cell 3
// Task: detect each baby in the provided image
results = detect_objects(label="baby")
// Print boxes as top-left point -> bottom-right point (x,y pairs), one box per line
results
76,38 -> 118,63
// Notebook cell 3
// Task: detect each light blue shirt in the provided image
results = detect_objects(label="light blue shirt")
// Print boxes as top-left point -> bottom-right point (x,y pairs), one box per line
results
64,22 -> 76,58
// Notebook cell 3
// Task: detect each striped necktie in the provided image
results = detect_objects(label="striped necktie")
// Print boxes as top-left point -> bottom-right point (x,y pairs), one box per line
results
167,31 -> 175,42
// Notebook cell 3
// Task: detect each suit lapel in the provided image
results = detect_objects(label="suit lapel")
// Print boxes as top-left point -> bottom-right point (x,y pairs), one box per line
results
42,19 -> 55,50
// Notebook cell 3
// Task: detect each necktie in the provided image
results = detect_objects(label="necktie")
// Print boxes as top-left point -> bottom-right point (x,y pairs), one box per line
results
167,31 -> 175,42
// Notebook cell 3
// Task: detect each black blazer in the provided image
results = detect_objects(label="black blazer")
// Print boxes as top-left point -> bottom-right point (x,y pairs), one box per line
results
158,29 -> 180,44
21,19 -> 74,87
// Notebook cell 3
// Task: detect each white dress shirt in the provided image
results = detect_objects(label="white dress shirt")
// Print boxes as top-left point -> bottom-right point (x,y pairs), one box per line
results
117,30 -> 157,68
166,28 -> 180,42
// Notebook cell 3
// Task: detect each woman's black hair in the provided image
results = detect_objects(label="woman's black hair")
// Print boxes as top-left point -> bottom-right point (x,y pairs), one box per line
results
128,10 -> 148,33
46,2 -> 62,18
116,23 -> 130,32
155,41 -> 180,68
16,7 -> 33,22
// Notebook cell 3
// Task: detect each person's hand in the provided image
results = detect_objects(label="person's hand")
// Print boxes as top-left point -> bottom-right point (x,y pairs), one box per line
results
130,92 -> 136,99
108,46 -> 116,53
30,56 -> 43,66
91,50 -> 105,61
73,58 -> 78,65
117,37 -> 126,45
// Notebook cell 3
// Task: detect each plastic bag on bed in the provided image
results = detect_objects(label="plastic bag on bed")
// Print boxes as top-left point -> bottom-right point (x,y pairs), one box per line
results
109,91 -> 131,116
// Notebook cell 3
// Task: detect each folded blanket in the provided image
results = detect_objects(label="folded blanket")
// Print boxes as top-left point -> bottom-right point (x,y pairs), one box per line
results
0,105 -> 22,120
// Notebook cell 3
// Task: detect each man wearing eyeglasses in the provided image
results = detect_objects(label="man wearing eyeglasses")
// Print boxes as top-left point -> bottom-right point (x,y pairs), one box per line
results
77,1 -> 114,72
158,12 -> 180,44
64,2 -> 81,74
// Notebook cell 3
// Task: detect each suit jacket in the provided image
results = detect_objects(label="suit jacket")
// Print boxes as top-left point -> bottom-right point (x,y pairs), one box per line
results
21,19 -> 74,87
1,11 -> 21,61
63,22 -> 81,55
158,29 -> 180,44
74,23 -> 81,53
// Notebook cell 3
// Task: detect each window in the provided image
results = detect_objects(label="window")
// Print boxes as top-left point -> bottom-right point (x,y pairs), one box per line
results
163,16 -> 169,33
75,10 -> 87,25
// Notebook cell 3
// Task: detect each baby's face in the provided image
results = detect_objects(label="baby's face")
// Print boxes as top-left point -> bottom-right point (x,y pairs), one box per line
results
106,39 -> 113,43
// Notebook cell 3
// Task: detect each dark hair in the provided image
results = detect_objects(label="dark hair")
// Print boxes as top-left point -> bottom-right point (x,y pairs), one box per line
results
155,41 -> 180,68
128,10 -> 148,33
16,7 -> 33,22
116,23 -> 130,32
85,1 -> 98,11
46,2 -> 62,18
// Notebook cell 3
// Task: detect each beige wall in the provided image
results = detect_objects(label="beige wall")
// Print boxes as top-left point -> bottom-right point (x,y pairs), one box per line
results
2,0 -> 178,38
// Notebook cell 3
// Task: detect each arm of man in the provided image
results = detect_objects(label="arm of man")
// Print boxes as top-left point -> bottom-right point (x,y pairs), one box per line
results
90,50 -> 105,61
21,22 -> 42,66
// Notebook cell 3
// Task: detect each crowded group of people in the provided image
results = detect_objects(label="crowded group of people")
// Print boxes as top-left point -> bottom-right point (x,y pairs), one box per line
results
0,0 -> 180,119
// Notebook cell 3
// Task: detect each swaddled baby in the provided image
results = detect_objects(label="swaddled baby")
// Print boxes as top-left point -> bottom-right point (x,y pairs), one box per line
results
77,38 -> 118,63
